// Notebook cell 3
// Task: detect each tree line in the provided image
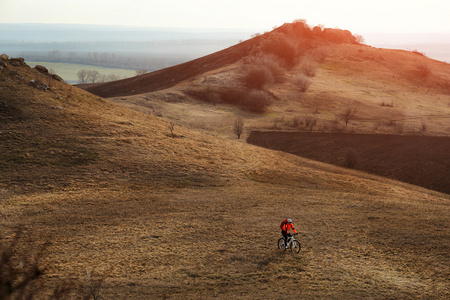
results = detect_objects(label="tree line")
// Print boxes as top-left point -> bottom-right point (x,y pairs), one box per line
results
77,69 -> 148,84
77,69 -> 124,84
21,50 -> 175,71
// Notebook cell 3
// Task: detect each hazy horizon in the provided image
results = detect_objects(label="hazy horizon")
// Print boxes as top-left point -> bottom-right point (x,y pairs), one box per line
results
1,23 -> 449,63
4,0 -> 450,63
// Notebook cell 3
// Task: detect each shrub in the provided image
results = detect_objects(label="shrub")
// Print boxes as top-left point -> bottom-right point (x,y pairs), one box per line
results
259,33 -> 299,68
277,20 -> 313,40
438,79 -> 450,94
242,90 -> 273,113
417,62 -> 431,77
0,235 -> 45,299
381,101 -> 394,107
244,54 -> 286,82
0,229 -> 97,299
313,47 -> 330,63
322,28 -> 357,43
300,60 -> 317,77
304,116 -> 318,131
292,74 -> 311,92
184,85 -> 220,104
214,87 -> 247,106
243,65 -> 274,89
185,85 -> 273,113
344,150 -> 358,169
421,122 -> 427,132
292,116 -> 302,127
329,119 -> 344,132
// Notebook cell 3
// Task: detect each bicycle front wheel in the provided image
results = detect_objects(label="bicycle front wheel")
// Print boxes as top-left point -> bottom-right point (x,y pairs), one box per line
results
291,240 -> 301,253
277,238 -> 286,251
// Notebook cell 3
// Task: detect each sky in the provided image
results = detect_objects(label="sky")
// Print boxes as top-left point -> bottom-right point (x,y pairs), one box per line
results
2,0 -> 450,35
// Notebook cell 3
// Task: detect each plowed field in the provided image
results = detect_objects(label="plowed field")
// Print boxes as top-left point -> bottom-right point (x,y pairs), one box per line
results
247,132 -> 450,194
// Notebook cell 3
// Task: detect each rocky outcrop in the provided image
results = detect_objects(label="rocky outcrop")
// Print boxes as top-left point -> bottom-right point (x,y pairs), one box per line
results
0,54 -> 65,83
34,64 -> 49,74
34,64 -> 65,83
9,57 -> 26,67
29,79 -> 49,92
0,54 -> 8,71
0,55 -> 27,68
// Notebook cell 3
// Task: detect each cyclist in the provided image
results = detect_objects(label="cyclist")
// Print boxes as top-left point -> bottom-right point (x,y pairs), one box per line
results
280,218 -> 297,249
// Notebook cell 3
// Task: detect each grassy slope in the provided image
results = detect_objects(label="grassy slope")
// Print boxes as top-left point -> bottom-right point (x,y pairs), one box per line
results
1,58 -> 449,298
305,44 -> 450,134
126,43 -> 450,138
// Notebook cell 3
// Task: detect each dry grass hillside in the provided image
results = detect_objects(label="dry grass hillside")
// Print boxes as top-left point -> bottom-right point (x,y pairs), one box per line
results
1,23 -> 449,299
81,22 -> 450,195
103,39 -> 450,136
81,22 -> 450,138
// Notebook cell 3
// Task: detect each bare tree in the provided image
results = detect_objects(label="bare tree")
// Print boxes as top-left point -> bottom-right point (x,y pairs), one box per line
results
87,70 -> 101,83
354,34 -> 365,44
108,74 -> 121,81
77,69 -> 89,84
168,122 -> 176,138
233,117 -> 244,139
135,69 -> 147,76
305,116 -> 318,131
96,74 -> 121,83
341,105 -> 358,127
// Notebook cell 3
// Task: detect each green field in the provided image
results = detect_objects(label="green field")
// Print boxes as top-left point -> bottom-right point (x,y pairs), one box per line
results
27,61 -> 136,84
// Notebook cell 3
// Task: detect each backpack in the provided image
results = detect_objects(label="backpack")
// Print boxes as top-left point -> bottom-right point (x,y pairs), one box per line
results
280,219 -> 288,230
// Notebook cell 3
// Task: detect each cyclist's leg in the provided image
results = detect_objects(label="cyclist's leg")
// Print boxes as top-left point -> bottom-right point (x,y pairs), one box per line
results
282,231 -> 288,247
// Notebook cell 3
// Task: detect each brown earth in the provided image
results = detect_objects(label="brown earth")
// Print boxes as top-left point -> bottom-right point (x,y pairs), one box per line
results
1,22 -> 450,299
247,132 -> 450,194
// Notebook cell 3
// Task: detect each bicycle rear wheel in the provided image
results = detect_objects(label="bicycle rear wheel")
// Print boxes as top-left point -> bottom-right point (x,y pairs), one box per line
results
291,240 -> 301,253
277,238 -> 286,251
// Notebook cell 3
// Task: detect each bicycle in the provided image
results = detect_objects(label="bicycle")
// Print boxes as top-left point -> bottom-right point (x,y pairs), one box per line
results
278,233 -> 301,253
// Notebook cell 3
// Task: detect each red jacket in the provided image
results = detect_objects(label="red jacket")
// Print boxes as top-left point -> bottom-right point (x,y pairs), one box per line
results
281,222 -> 297,234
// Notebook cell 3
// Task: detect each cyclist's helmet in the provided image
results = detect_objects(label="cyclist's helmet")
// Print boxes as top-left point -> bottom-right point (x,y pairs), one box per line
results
287,219 -> 292,223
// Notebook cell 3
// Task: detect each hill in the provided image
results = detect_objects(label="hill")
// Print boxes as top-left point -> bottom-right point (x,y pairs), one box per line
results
77,34 -> 259,97
80,21 -> 450,194
80,22 -> 450,138
1,32 -> 449,300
